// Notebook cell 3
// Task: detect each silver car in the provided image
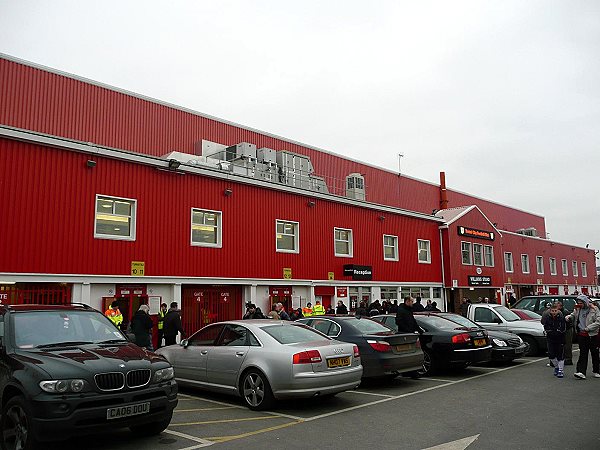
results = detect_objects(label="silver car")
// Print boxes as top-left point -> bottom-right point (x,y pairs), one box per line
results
156,320 -> 363,410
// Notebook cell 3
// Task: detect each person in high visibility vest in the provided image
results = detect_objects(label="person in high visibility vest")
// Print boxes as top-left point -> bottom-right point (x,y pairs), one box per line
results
312,300 -> 326,316
156,303 -> 168,349
105,301 -> 123,329
302,302 -> 313,317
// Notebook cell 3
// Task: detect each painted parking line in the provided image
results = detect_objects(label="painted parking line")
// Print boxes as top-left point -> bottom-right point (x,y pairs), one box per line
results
419,377 -> 455,383
162,429 -> 214,448
175,406 -> 237,413
207,420 -> 303,443
170,415 -> 282,427
345,390 -> 395,398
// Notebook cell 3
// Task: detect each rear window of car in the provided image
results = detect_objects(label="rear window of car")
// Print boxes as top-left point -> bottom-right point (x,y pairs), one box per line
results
262,324 -> 329,344
348,318 -> 394,334
514,297 -> 538,311
438,314 -> 480,329
415,315 -> 459,331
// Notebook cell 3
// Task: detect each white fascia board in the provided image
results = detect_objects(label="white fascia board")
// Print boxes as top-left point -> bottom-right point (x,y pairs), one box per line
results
500,229 -> 594,252
439,205 -> 503,238
0,125 -> 444,223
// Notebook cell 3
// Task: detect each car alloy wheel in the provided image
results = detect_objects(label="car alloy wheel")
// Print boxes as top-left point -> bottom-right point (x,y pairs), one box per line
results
418,352 -> 432,376
2,397 -> 35,450
241,370 -> 274,411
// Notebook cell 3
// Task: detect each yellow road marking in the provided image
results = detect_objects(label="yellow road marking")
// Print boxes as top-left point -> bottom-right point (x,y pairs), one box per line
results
175,406 -> 237,413
207,420 -> 303,442
170,416 -> 280,426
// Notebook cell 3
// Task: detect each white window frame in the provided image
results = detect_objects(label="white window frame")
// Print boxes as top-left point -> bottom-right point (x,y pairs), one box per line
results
521,254 -> 530,274
383,234 -> 399,261
484,245 -> 494,267
334,227 -> 353,257
581,262 -> 587,278
275,219 -> 299,254
549,257 -> 557,276
94,194 -> 137,241
461,241 -> 473,265
536,256 -> 544,275
190,208 -> 222,248
561,259 -> 568,276
504,252 -> 514,273
572,261 -> 578,277
473,243 -> 483,267
418,239 -> 431,264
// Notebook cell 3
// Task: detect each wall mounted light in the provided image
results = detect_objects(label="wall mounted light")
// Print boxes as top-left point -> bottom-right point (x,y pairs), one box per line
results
224,188 -> 233,197
86,160 -> 97,168
307,200 -> 316,207
168,159 -> 181,170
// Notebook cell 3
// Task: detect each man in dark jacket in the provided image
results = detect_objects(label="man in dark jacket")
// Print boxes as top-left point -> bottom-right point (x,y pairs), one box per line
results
163,302 -> 186,346
412,297 -> 425,312
336,301 -> 348,315
130,304 -> 154,351
395,296 -> 421,334
541,302 -> 567,378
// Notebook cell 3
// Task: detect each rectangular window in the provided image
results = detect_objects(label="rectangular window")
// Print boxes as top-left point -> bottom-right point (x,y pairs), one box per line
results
521,254 -> 530,274
536,256 -> 544,275
276,220 -> 299,253
473,243 -> 483,266
504,252 -> 514,273
191,208 -> 222,247
94,195 -> 136,241
572,261 -> 578,277
418,240 -> 431,264
334,228 -> 353,257
484,245 -> 494,267
461,242 -> 472,265
582,262 -> 587,278
561,259 -> 568,276
383,235 -> 398,261
549,258 -> 557,275
380,287 -> 399,300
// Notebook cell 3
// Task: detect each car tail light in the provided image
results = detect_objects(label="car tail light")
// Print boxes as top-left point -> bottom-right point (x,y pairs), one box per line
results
451,333 -> 471,344
367,340 -> 391,352
292,350 -> 322,364
353,345 -> 360,358
415,339 -> 421,348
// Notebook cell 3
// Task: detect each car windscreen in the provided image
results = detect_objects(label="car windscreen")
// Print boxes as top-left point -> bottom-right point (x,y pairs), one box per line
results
262,324 -> 329,344
349,318 -> 394,334
494,306 -> 521,322
513,297 -> 538,311
415,315 -> 461,331
438,314 -> 480,329
11,310 -> 127,349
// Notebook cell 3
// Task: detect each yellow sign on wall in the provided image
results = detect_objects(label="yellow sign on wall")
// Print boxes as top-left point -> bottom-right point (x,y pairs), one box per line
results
131,261 -> 145,276
283,268 -> 292,279
328,271 -> 335,280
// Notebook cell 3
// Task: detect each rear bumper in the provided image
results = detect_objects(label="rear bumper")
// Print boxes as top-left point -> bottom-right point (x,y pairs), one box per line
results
491,344 -> 528,361
442,346 -> 492,365
30,381 -> 178,441
361,351 -> 424,378
273,365 -> 363,399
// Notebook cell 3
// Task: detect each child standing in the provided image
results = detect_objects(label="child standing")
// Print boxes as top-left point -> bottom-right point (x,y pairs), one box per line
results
542,302 -> 567,378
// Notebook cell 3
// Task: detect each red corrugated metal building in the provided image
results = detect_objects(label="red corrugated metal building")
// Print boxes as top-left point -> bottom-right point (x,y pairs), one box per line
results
0,54 -> 597,337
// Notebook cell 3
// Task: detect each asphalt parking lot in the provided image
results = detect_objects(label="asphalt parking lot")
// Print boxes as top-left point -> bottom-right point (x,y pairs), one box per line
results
50,350 -> 600,450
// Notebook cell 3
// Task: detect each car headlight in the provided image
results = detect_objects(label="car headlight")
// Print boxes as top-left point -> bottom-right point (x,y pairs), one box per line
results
154,367 -> 174,383
39,379 -> 88,393
492,338 -> 508,347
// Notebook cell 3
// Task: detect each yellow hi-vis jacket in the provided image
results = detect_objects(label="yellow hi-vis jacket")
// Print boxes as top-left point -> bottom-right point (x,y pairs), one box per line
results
105,308 -> 123,328
157,309 -> 166,330
312,304 -> 326,315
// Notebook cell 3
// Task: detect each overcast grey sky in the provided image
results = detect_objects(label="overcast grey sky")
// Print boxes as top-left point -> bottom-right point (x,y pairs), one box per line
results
1,0 -> 599,257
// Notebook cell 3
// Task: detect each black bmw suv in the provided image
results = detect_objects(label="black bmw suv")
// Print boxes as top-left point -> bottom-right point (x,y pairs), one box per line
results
0,303 -> 178,449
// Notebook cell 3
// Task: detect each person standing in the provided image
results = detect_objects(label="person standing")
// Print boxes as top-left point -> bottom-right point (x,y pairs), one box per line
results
131,304 -> 154,351
302,302 -> 313,317
276,302 -> 290,320
163,302 -> 186,346
541,302 -> 566,378
412,297 -> 425,312
395,296 -> 421,334
460,298 -> 470,317
424,299 -> 433,311
336,301 -> 348,315
565,295 -> 600,379
558,301 -> 574,365
105,301 -> 123,329
312,300 -> 326,316
355,301 -> 368,318
430,301 -> 441,312
156,303 -> 168,349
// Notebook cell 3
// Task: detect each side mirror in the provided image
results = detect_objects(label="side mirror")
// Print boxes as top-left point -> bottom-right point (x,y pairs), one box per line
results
494,317 -> 503,324
180,339 -> 189,348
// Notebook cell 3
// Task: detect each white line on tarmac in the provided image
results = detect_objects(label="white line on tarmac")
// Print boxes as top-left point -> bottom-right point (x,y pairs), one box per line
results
419,378 -> 455,383
344,390 -> 394,398
177,393 -> 247,410
300,356 -> 548,422
163,429 -> 214,448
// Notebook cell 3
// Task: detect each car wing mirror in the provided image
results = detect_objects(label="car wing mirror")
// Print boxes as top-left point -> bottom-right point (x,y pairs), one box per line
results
180,339 -> 189,348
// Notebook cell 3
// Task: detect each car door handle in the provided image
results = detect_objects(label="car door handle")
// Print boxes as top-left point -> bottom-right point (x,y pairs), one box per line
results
236,352 -> 245,357
200,350 -> 208,355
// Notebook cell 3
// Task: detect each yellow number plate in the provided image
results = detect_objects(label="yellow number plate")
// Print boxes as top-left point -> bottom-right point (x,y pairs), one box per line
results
474,338 -> 486,347
327,356 -> 351,368
395,344 -> 412,352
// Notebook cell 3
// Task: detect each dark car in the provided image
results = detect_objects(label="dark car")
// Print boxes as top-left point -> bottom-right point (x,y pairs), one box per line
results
431,313 -> 529,362
373,313 -> 492,375
296,316 -> 423,378
513,295 -> 578,315
0,303 -> 178,449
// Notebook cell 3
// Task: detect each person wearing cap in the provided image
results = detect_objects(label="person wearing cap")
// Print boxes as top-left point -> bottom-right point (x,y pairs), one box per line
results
130,304 -> 154,351
565,295 -> 600,379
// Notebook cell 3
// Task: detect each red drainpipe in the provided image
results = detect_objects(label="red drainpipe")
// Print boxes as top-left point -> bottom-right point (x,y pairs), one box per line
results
440,171 -> 449,210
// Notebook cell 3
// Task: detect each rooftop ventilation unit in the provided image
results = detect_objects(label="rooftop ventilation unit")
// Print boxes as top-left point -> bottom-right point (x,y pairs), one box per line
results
516,227 -> 538,237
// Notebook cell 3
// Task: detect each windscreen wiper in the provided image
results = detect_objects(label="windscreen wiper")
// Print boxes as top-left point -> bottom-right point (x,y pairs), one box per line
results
36,341 -> 94,348
97,339 -> 128,344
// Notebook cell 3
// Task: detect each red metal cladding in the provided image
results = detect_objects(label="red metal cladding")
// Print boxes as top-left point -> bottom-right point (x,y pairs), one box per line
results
0,56 -> 547,234
0,139 -> 442,283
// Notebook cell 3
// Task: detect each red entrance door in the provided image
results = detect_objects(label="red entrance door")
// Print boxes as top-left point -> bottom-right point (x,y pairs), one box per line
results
182,285 -> 242,335
0,284 -> 71,305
